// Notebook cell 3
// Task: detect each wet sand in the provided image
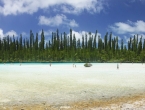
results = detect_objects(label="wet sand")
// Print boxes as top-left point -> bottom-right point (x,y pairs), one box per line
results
1,94 -> 145,110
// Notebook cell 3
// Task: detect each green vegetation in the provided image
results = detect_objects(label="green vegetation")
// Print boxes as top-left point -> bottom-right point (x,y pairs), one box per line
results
0,29 -> 145,63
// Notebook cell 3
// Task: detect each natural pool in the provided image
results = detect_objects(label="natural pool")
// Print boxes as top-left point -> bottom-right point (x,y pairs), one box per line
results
0,63 -> 145,106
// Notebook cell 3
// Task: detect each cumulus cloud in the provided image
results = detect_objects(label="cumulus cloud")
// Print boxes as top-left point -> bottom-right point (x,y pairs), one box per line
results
0,29 -> 4,38
38,14 -> 78,27
60,0 -> 104,14
67,30 -> 101,43
68,20 -> 78,27
0,29 -> 17,38
5,30 -> 18,37
0,0 -> 104,16
109,20 -> 145,34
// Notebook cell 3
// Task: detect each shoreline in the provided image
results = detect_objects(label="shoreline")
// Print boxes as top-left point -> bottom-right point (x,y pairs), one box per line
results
1,93 -> 145,110
0,61 -> 144,63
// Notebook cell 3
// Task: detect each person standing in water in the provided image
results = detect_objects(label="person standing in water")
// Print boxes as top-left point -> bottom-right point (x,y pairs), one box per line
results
117,63 -> 119,69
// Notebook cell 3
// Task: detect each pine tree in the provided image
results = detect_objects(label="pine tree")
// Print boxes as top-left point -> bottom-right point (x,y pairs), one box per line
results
112,38 -> 115,54
104,32 -> 108,51
73,34 -> 76,50
63,32 -> 67,50
30,30 -> 34,49
82,35 -> 84,49
6,35 -> 10,51
0,29 -> 145,62
0,38 -> 1,51
26,38 -> 29,49
23,38 -> 26,49
85,33 -> 88,49
77,38 -> 81,48
98,36 -> 103,52
35,33 -> 38,50
51,32 -> 54,50
56,29 -> 60,50
70,29 -> 72,49
109,32 -> 112,50
143,39 -> 145,51
128,41 -> 130,51
121,39 -> 123,51
40,29 -> 45,50
12,35 -> 16,52
138,36 -> 142,54
116,36 -> 119,51
93,30 -> 97,49
19,34 -> 22,50
60,33 -> 63,50
129,37 -> 132,51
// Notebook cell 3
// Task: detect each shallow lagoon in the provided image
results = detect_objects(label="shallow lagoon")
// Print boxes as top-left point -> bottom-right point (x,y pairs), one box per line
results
0,63 -> 145,106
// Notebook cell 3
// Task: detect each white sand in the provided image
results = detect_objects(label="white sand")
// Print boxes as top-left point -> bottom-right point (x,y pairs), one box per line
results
0,63 -> 145,106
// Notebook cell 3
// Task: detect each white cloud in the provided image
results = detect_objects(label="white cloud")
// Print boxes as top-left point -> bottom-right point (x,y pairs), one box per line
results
0,29 -> 4,38
60,0 -> 103,14
69,20 -> 78,27
67,30 -> 101,43
5,30 -> 18,37
109,20 -> 145,34
38,14 -> 78,27
0,0 -> 104,16
0,29 -> 18,38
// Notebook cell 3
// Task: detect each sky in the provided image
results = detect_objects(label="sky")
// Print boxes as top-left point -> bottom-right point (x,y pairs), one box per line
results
0,0 -> 145,44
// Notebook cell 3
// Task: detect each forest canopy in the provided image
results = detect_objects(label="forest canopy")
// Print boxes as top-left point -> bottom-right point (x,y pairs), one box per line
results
0,29 -> 145,63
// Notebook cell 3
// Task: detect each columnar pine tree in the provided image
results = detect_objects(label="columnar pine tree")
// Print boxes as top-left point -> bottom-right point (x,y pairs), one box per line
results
109,32 -> 112,50
121,39 -> 123,52
70,29 -> 72,49
0,28 -> 145,62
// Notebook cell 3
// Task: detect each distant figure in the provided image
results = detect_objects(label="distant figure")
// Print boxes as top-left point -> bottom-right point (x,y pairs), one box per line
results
75,65 -> 76,68
117,64 -> 119,69
20,63 -> 21,66
50,63 -> 51,67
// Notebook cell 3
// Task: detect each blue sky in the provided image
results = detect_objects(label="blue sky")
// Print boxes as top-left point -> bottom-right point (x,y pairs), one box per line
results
0,0 -> 145,44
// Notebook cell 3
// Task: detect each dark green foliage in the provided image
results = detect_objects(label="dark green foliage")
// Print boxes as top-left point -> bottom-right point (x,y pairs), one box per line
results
104,32 -> 108,51
0,29 -> 145,63
121,39 -> 123,51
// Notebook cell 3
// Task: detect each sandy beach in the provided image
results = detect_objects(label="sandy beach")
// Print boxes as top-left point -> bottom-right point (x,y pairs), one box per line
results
0,63 -> 145,110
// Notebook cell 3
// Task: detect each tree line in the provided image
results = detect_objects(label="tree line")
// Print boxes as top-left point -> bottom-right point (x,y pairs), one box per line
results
0,29 -> 145,63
